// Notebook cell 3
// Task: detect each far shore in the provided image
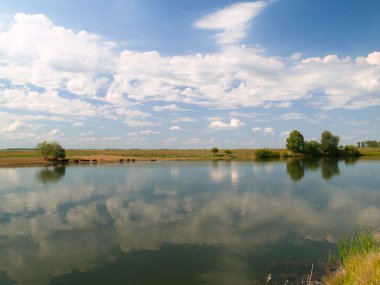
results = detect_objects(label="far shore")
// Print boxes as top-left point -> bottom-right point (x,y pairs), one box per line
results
1,148 -> 380,167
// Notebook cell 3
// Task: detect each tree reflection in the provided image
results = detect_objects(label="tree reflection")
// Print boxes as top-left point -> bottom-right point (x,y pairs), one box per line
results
320,158 -> 340,181
286,159 -> 305,182
36,165 -> 66,184
286,157 -> 347,181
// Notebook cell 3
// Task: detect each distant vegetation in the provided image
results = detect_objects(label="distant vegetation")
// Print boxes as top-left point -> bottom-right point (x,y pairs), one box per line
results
357,140 -> 380,148
254,149 -> 281,158
286,130 -> 361,157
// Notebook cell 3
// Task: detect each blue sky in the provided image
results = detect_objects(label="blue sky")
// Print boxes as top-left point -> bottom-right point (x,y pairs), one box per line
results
0,0 -> 380,149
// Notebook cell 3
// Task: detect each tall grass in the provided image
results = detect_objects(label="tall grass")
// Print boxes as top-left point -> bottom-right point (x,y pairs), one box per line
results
325,229 -> 380,285
329,229 -> 379,266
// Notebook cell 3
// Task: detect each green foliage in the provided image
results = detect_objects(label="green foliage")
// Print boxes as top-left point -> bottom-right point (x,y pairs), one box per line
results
344,145 -> 360,156
254,149 -> 280,158
36,141 -> 66,159
303,140 -> 321,156
211,147 -> 219,155
224,149 -> 232,156
286,130 -> 305,154
320,131 -> 340,156
329,229 -> 380,267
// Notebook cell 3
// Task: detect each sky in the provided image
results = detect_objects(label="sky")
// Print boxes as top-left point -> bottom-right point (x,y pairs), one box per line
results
0,0 -> 380,149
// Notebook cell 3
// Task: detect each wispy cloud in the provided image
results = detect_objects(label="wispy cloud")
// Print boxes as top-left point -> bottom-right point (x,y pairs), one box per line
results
194,1 -> 269,45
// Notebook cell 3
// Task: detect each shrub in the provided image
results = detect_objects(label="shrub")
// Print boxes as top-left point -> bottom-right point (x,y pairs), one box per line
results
303,140 -> 321,156
254,149 -> 280,158
344,145 -> 360,156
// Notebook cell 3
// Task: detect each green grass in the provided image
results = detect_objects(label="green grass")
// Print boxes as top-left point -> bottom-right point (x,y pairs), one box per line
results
0,150 -> 40,158
325,229 -> 380,285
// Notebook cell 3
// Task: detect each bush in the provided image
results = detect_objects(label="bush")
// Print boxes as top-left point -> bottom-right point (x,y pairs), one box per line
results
344,145 -> 360,156
254,149 -> 280,158
303,140 -> 321,156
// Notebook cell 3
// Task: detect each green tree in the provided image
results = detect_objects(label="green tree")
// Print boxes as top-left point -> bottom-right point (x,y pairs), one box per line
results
211,147 -> 219,156
36,141 -> 66,159
320,131 -> 340,156
303,140 -> 321,156
36,141 -> 52,159
286,130 -> 305,154
224,149 -> 232,156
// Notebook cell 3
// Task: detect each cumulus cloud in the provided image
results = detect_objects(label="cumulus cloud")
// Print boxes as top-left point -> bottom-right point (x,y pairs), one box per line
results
0,12 -> 380,147
208,119 -> 243,129
0,13 -> 115,96
194,1 -> 268,45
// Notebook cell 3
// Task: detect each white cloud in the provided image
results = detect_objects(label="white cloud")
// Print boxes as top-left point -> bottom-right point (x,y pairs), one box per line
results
73,121 -> 84,127
208,119 -> 243,129
264,127 -> 274,135
49,129 -> 60,135
153,104 -> 187,112
0,120 -> 25,132
281,130 -> 291,137
170,126 -> 181,131
140,130 -> 159,135
172,117 -> 197,123
367,51 -> 380,66
252,127 -> 262,132
194,1 -> 268,45
281,112 -> 308,121
0,13 -> 115,97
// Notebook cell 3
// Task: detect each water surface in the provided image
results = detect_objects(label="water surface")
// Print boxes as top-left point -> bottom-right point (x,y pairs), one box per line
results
0,158 -> 379,284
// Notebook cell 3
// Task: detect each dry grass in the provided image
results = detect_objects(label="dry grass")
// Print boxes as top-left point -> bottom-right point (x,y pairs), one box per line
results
324,251 -> 380,285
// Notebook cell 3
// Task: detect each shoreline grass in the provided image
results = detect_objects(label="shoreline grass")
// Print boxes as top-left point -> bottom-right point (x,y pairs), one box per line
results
324,229 -> 380,285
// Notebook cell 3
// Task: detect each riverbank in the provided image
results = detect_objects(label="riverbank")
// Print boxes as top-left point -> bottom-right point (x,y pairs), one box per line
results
0,148 -> 379,167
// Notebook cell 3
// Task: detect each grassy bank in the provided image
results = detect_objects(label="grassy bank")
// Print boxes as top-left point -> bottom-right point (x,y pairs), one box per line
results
1,148 -> 380,166
324,230 -> 380,285
0,148 -> 291,161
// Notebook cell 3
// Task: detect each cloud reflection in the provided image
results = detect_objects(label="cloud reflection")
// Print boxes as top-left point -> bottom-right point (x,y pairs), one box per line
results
0,161 -> 379,284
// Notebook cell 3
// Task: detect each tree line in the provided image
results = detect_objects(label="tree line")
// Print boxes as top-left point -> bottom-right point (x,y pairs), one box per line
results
286,130 -> 360,156
357,140 -> 380,148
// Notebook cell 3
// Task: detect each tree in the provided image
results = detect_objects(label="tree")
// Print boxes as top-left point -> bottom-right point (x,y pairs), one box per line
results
36,141 -> 66,159
286,130 -> 305,154
37,141 -> 52,159
211,147 -> 219,156
224,149 -> 232,156
320,131 -> 339,156
303,140 -> 321,156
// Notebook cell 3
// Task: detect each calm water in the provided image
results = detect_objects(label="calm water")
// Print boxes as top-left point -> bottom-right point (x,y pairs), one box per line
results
0,158 -> 379,285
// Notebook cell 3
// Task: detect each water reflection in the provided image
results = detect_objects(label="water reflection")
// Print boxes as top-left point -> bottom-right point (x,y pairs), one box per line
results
36,165 -> 66,184
286,157 -> 359,182
0,160 -> 378,285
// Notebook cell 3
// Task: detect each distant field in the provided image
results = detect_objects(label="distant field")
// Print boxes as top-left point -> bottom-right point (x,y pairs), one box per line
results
1,148 -> 379,163
359,147 -> 380,156
0,148 -> 290,160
